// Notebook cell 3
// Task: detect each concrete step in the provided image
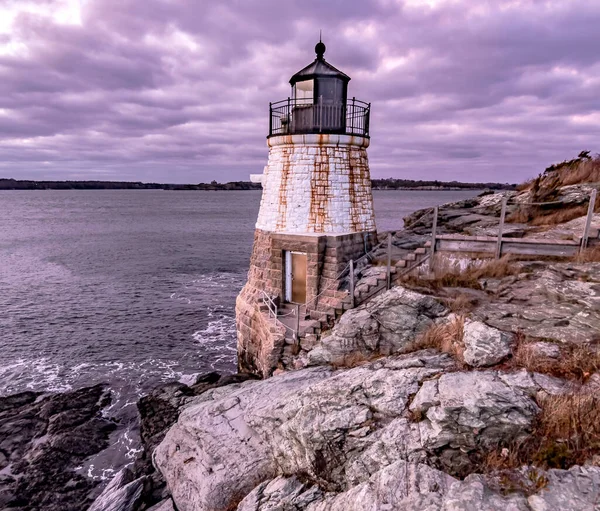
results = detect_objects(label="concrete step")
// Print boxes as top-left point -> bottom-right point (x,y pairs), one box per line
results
405,253 -> 416,261
424,240 -> 432,248
414,247 -> 427,255
395,260 -> 407,268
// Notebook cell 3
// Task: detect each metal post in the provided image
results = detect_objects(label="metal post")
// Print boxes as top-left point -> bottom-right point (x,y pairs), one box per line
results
495,197 -> 507,259
295,304 -> 300,343
387,234 -> 392,290
349,259 -> 355,308
269,102 -> 272,136
581,189 -> 597,252
430,206 -> 438,272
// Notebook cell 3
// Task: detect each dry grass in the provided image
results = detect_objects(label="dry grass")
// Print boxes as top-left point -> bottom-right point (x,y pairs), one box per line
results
447,293 -> 478,314
506,206 -> 531,224
401,255 -> 518,292
330,351 -> 383,369
561,157 -> 600,186
483,392 -> 600,472
574,246 -> 600,263
508,198 -> 598,227
511,333 -> 600,381
516,177 -> 537,192
529,203 -> 591,226
411,315 -> 466,362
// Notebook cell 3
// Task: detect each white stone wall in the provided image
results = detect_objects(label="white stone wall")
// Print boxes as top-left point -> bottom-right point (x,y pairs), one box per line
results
255,134 -> 377,233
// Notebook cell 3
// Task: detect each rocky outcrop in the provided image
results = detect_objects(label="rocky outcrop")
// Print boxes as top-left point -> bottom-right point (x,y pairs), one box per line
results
154,354 -> 600,510
474,261 -> 600,343
305,286 -> 448,367
0,384 -> 116,510
154,351 -> 573,510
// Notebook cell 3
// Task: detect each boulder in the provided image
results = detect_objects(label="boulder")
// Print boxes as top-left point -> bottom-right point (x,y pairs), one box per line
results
413,371 -> 540,474
307,286 -> 448,366
527,465 -> 600,511
88,468 -> 146,511
462,319 -> 513,367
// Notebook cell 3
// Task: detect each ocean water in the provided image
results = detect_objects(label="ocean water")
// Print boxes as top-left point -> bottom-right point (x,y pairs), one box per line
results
0,188 -> 478,477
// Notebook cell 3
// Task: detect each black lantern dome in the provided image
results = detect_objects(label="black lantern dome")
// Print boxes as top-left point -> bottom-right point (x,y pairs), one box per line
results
268,41 -> 370,138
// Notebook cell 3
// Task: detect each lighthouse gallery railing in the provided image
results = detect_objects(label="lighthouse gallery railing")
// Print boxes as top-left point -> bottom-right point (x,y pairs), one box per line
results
268,97 -> 370,138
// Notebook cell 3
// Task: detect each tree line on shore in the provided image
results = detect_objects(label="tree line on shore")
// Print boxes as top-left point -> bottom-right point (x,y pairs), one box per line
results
0,178 -> 515,191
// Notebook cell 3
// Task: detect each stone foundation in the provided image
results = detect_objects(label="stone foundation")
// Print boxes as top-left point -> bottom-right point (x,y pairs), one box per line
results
236,228 -> 377,377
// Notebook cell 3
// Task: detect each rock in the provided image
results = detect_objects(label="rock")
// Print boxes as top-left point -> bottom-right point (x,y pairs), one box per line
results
474,262 -> 600,344
154,353 -> 457,510
306,286 -> 448,367
527,465 -> 600,511
443,473 -> 531,510
131,371 -> 259,505
416,371 -> 540,474
311,461 -> 456,511
236,476 -> 324,510
462,319 -> 513,367
528,341 -> 562,359
147,498 -> 176,511
88,468 -> 146,511
238,462 -> 534,510
155,353 -> 550,509
0,384 -> 116,511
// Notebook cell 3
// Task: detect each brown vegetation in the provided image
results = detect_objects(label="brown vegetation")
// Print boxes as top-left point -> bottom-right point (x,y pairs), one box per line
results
509,152 -> 599,226
446,293 -> 478,313
410,315 -> 465,363
402,255 -> 518,291
511,333 -> 600,381
508,199 -> 598,226
560,156 -> 600,186
483,391 -> 600,473
574,246 -> 600,263
330,351 -> 383,369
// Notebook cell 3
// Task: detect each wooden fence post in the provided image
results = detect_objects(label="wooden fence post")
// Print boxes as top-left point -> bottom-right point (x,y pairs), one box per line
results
387,234 -> 392,289
581,189 -> 597,252
495,197 -> 507,259
349,259 -> 355,308
430,206 -> 438,272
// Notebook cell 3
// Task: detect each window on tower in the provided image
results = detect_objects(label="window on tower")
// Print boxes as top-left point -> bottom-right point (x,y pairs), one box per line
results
294,80 -> 314,103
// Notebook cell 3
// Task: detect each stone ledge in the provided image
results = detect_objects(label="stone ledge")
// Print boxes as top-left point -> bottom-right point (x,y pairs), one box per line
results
267,133 -> 370,149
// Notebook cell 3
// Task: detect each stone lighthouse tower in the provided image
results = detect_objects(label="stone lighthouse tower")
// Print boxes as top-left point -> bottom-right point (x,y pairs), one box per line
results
236,40 -> 377,377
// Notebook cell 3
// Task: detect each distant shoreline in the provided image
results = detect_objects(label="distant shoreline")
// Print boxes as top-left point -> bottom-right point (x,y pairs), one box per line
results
0,178 -> 516,191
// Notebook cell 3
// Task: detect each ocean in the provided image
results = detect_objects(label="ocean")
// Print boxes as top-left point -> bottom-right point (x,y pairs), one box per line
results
0,188 -> 479,477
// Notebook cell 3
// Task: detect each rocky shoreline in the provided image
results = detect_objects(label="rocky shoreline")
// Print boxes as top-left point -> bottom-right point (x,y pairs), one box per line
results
2,175 -> 599,510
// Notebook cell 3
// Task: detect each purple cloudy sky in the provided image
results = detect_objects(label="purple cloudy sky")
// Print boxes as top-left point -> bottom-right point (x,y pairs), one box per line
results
1,0 -> 599,184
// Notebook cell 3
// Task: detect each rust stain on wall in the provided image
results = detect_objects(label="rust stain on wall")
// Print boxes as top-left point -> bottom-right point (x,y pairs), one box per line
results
348,149 -> 360,231
276,148 -> 291,231
308,144 -> 331,231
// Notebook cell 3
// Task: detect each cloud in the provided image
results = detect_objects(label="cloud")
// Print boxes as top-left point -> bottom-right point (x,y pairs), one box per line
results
0,0 -> 599,183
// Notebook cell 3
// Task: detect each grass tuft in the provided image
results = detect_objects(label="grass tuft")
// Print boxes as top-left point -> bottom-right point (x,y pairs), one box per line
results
410,315 -> 465,363
573,246 -> 600,263
511,333 -> 600,381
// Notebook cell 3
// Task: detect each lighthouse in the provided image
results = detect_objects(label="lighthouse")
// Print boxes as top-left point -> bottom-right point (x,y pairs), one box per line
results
236,40 -> 377,377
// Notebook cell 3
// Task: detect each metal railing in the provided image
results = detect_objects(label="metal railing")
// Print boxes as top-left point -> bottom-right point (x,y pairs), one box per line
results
268,97 -> 370,138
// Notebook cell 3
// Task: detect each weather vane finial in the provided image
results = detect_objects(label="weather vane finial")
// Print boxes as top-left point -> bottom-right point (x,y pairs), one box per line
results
315,31 -> 326,60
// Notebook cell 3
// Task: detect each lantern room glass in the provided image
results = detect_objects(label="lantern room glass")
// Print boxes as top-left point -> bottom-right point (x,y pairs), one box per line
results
293,80 -> 314,103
